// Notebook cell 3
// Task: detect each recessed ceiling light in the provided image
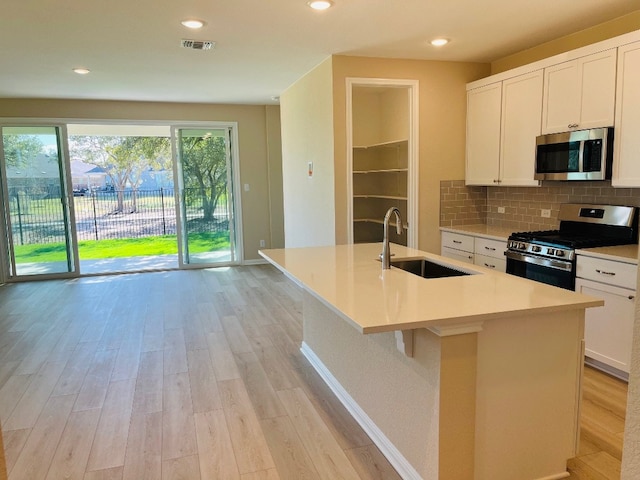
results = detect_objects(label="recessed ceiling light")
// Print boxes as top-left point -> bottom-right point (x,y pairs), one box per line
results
72,68 -> 90,75
181,19 -> 205,29
430,38 -> 449,47
308,0 -> 333,10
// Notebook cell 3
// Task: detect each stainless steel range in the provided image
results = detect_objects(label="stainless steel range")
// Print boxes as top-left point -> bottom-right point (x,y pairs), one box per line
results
505,204 -> 638,290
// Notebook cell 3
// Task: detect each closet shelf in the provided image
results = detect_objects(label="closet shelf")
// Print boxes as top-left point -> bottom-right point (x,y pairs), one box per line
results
353,194 -> 407,200
353,139 -> 408,149
353,168 -> 408,174
353,218 -> 409,230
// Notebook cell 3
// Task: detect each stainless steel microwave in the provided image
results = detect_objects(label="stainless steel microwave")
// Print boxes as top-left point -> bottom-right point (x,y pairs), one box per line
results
535,127 -> 613,181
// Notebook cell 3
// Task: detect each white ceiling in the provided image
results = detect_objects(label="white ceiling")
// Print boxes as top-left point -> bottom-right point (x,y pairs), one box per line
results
1,0 -> 638,105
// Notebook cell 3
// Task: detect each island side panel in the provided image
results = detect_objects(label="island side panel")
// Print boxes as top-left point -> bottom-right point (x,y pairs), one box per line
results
474,309 -> 584,480
302,290 -> 442,479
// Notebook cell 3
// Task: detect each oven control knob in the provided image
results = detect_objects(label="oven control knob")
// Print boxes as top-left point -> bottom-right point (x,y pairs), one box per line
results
531,245 -> 541,253
518,243 -> 526,250
556,250 -> 565,257
547,248 -> 555,255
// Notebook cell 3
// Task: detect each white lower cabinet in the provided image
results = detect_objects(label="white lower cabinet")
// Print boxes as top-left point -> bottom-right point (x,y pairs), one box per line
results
440,231 -> 507,272
441,246 -> 474,264
575,254 -> 637,379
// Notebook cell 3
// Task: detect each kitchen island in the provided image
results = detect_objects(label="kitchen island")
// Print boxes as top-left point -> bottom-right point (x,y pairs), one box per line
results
260,243 -> 603,480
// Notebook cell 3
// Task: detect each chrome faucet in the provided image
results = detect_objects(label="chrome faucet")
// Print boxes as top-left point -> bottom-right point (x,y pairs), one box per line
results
380,207 -> 403,270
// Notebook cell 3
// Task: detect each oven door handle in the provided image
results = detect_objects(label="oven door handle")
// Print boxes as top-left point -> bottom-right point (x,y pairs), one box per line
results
505,250 -> 573,272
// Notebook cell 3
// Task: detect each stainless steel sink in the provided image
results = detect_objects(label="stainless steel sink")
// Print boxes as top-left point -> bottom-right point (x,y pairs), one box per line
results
391,257 -> 473,279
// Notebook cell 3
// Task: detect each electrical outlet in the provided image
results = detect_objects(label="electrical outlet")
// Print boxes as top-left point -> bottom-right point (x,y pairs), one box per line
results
259,239 -> 266,248
497,206 -> 505,214
541,209 -> 551,218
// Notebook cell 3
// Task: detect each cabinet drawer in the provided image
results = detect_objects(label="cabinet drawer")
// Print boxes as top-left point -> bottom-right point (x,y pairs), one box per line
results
474,237 -> 507,259
441,232 -> 474,252
576,255 -> 637,289
474,254 -> 506,273
441,246 -> 474,264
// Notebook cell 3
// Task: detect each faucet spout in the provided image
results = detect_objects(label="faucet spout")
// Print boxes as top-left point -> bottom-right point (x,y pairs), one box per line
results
380,207 -> 403,270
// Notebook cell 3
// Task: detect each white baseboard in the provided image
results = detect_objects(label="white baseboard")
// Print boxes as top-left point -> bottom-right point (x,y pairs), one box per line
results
243,258 -> 268,265
300,342 -> 422,480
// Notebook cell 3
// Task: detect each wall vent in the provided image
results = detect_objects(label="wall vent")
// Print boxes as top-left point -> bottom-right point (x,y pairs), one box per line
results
181,39 -> 215,50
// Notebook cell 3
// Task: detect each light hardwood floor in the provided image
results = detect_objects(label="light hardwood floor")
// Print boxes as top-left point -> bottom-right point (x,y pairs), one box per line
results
0,265 -> 628,479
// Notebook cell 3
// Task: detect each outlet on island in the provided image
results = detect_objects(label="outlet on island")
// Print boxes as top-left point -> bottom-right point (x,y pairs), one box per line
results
259,239 -> 266,248
541,209 -> 551,218
497,206 -> 505,214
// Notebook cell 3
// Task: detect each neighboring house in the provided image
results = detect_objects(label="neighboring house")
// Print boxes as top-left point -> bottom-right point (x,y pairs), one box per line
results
70,160 -> 108,190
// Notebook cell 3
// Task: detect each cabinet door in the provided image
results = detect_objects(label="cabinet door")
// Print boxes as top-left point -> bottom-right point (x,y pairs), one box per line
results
542,60 -> 580,134
542,50 -> 616,134
474,253 -> 506,273
466,82 -> 501,185
613,41 -> 640,187
500,70 -> 543,186
441,246 -> 474,264
576,278 -> 635,374
579,49 -> 617,130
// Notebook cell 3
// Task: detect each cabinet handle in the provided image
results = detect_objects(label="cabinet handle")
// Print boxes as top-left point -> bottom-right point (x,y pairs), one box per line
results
468,256 -> 473,260
595,269 -> 616,276
568,123 -> 579,128
484,263 -> 496,268
453,240 -> 462,244
484,246 -> 496,251
629,296 -> 635,300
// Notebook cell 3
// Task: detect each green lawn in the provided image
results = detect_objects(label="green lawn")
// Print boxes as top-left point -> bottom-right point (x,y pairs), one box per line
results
13,232 -> 230,263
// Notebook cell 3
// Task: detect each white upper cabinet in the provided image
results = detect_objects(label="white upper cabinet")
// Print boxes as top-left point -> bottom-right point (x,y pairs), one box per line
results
466,71 -> 542,186
612,41 -> 640,187
466,82 -> 501,185
499,70 -> 543,186
541,49 -> 617,134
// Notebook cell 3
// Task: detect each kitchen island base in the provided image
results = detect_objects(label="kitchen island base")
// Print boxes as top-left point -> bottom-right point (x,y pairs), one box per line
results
301,291 -> 582,480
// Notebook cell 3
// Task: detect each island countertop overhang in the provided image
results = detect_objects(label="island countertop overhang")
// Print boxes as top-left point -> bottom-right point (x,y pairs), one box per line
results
259,243 -> 603,334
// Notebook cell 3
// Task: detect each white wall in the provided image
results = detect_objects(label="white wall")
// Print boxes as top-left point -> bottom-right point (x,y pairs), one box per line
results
280,57 -> 336,247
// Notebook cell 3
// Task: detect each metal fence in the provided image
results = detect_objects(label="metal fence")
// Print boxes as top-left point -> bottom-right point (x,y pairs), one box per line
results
6,186 -> 230,245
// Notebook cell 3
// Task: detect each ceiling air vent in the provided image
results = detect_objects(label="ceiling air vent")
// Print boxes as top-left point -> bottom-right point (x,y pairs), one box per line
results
181,39 -> 215,50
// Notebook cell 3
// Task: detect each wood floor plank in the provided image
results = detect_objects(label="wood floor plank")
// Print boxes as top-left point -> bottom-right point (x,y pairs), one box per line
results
240,469 -> 281,480
83,466 -> 124,480
52,343 -> 98,396
186,349 -> 221,413
45,408 -> 101,480
1,428 -> 30,476
132,351 -> 164,416
259,415 -> 321,480
163,373 -> 193,414
344,444 -> 403,480
74,349 -> 118,412
206,333 -> 240,381
10,394 -> 76,480
234,351 -> 287,420
219,378 -> 275,474
221,315 -> 254,354
161,409 -> 198,461
4,361 -> 67,430
277,387 -> 360,480
194,410 -> 241,480
162,455 -> 201,480
163,328 -> 188,376
0,374 -> 32,425
86,378 -> 136,471
122,412 -> 162,480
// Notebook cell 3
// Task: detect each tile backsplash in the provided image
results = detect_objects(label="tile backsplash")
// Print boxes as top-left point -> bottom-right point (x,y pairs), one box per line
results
440,180 -> 640,231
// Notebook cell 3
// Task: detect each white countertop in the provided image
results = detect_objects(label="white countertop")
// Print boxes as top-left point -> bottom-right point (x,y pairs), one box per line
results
576,244 -> 639,264
439,225 -> 513,242
260,243 -> 602,334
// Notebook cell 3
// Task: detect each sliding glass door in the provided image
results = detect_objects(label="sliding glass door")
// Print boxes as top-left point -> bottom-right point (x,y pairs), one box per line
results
173,126 -> 241,267
0,125 -> 78,280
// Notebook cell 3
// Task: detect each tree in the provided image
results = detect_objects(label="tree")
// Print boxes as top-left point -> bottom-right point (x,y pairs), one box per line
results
69,136 -> 170,213
180,134 -> 228,222
2,134 -> 43,167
